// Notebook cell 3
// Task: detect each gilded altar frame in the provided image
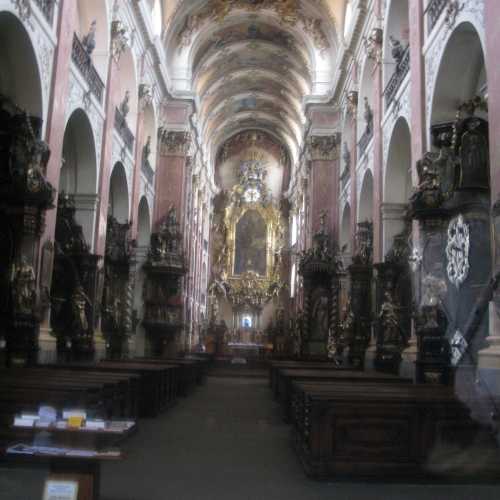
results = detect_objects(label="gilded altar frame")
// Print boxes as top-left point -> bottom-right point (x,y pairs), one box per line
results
223,200 -> 283,284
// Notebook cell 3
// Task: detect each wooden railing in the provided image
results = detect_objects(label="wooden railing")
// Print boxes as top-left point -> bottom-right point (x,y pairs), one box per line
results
71,34 -> 105,103
383,46 -> 410,107
425,0 -> 448,34
115,107 -> 135,153
34,0 -> 55,24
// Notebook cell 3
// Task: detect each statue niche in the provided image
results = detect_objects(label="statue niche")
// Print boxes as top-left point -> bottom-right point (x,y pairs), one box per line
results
234,209 -> 267,276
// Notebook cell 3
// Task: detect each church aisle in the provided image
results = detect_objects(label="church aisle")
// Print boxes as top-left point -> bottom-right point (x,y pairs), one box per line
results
98,376 -> 500,500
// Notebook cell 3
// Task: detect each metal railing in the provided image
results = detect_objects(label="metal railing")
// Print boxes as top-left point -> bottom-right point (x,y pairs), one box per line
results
71,34 -> 105,103
425,0 -> 448,34
383,46 -> 410,107
114,107 -> 135,153
141,159 -> 155,184
34,0 -> 55,24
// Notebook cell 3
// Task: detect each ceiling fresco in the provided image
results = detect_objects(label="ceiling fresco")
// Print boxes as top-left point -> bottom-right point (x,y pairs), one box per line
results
165,0 -> 344,193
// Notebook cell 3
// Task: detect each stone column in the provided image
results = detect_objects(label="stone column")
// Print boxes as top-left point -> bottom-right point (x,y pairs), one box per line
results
478,0 -> 500,376
403,0 -> 427,377
38,0 -> 79,360
371,0 -> 384,264
308,134 -> 340,240
154,131 -> 191,227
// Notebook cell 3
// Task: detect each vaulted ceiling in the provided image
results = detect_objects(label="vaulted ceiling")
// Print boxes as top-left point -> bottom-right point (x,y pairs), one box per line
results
165,0 -> 346,184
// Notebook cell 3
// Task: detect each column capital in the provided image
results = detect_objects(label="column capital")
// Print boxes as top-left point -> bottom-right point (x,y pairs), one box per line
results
307,134 -> 340,161
158,130 -> 191,157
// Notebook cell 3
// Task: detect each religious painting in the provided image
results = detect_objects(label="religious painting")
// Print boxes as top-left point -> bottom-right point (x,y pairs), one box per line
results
310,287 -> 329,341
234,209 -> 267,276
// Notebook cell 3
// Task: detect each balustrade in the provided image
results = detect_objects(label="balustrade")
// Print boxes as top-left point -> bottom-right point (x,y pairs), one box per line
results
34,0 -> 55,24
71,34 -> 105,103
114,107 -> 135,153
425,0 -> 448,34
383,46 -> 410,107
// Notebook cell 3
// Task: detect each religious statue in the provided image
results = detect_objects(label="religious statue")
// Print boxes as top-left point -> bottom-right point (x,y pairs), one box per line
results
82,20 -> 97,55
293,310 -> 304,357
71,285 -> 91,334
338,298 -> 355,350
142,135 -> 152,163
342,142 -> 351,174
352,221 -> 373,265
119,91 -> 130,118
311,293 -> 329,340
389,35 -> 404,65
378,291 -> 401,346
11,257 -> 36,317
364,97 -> 373,135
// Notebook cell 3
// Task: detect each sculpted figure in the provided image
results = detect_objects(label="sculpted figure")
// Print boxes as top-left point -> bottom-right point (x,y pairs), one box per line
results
379,291 -> 401,345
82,20 -> 97,55
119,91 -> 130,118
389,35 -> 404,64
11,257 -> 36,316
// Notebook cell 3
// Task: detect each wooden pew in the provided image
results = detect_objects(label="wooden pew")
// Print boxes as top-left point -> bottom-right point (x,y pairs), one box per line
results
268,361 -> 355,399
117,360 -> 180,407
290,380 -> 500,480
277,369 -> 411,423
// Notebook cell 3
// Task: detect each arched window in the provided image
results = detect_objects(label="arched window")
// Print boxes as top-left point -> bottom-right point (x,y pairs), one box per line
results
151,0 -> 162,38
344,0 -> 354,38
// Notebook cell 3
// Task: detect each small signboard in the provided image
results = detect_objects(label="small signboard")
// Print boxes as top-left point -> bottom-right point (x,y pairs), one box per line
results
42,480 -> 78,500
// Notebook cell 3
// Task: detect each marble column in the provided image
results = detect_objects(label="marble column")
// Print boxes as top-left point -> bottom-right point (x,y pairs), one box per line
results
478,0 -> 500,376
154,131 -> 191,227
401,0 -> 427,378
308,134 -> 340,240
38,0 -> 79,361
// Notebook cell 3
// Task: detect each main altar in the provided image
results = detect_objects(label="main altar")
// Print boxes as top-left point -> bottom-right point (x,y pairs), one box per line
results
205,146 -> 287,360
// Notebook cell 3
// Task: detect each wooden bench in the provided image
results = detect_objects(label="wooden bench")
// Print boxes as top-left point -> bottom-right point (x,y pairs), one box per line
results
290,380 -> 500,480
276,369 -> 411,423
268,361 -> 355,398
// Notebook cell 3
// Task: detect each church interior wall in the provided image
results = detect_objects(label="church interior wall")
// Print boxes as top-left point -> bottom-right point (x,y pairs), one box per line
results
0,0 -> 498,394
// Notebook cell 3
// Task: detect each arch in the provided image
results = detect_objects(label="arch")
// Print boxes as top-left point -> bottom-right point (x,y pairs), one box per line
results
61,109 -> 98,194
60,108 -> 99,247
116,48 -> 138,135
0,12 -> 43,117
76,0 -> 110,81
109,162 -> 130,223
382,117 -> 412,255
382,0 -> 409,91
340,203 -> 352,255
358,169 -> 374,223
430,22 -> 486,127
137,197 -> 151,247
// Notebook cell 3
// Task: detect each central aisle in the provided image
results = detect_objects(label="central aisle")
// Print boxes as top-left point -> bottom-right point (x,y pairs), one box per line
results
101,375 -> 500,500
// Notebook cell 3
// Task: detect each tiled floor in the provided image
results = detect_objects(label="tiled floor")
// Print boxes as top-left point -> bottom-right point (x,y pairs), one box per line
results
2,376 -> 500,499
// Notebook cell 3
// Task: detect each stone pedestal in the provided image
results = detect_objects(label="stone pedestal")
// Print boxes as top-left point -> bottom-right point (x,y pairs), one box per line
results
38,326 -> 57,365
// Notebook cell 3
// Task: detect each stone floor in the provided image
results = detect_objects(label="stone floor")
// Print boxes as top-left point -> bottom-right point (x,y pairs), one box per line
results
2,375 -> 500,499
